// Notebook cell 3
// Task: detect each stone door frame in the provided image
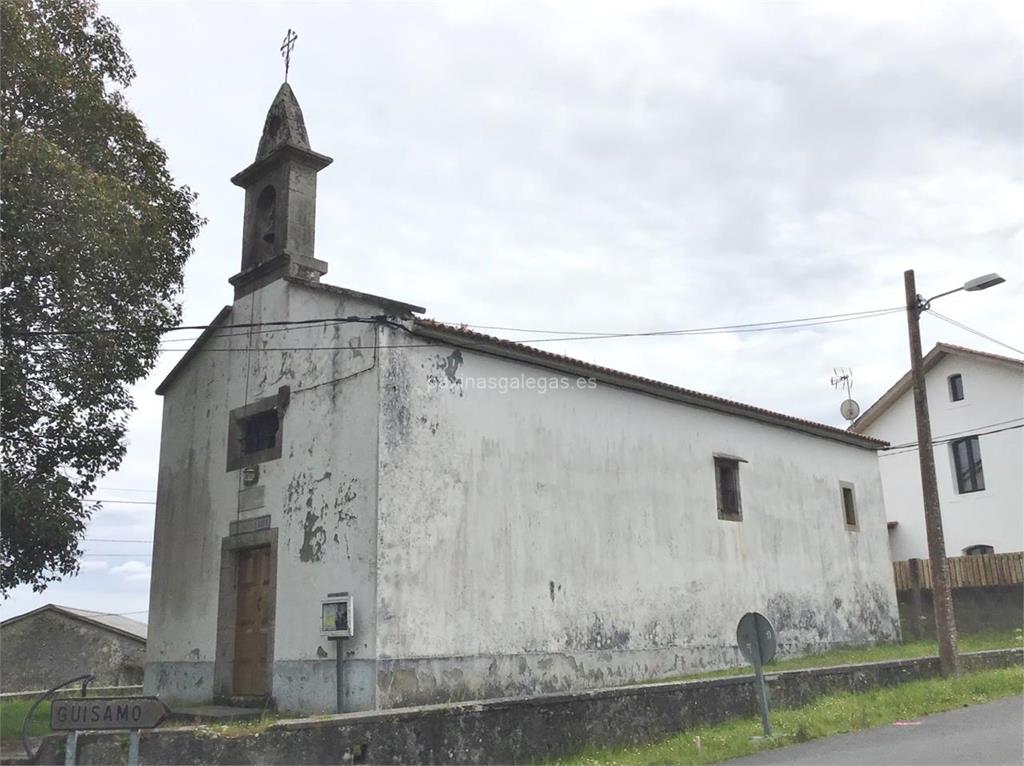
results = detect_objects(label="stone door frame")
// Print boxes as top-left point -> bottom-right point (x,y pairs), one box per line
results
214,527 -> 278,701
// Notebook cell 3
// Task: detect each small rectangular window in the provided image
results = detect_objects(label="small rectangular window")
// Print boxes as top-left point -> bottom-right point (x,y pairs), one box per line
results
840,484 -> 858,530
948,373 -> 964,402
951,436 -> 984,493
715,457 -> 742,521
243,410 -> 279,454
226,387 -> 289,471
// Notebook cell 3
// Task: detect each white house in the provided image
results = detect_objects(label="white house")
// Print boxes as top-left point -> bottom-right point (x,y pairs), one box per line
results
144,82 -> 899,714
851,343 -> 1024,561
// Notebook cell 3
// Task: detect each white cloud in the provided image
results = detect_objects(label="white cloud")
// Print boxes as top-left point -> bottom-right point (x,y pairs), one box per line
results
78,560 -> 110,573
108,561 -> 151,584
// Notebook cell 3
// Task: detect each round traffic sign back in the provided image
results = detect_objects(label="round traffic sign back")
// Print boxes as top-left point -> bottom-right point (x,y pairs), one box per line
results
736,612 -> 777,665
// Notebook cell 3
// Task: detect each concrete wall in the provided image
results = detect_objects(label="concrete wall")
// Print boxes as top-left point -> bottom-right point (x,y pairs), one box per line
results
374,329 -> 900,707
38,649 -> 1022,766
1,611 -> 144,692
146,279 -> 384,713
861,354 -> 1024,560
897,585 -> 1024,639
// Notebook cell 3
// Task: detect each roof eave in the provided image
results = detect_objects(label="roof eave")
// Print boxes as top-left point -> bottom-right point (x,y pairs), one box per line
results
412,322 -> 886,450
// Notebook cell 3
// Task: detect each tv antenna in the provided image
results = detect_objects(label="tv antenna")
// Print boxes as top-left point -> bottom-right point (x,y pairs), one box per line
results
831,367 -> 861,422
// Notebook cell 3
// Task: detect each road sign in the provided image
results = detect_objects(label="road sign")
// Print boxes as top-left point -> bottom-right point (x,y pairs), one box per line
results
736,612 -> 777,738
736,611 -> 777,665
51,697 -> 170,731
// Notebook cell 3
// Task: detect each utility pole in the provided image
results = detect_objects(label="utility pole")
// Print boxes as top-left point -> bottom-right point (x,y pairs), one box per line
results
903,269 -> 960,676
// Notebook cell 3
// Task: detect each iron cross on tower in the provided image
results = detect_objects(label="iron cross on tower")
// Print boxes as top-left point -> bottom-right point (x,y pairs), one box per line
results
281,28 -> 298,82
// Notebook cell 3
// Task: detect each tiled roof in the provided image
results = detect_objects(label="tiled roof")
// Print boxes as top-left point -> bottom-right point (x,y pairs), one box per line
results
412,319 -> 886,449
851,342 -> 1024,433
1,604 -> 147,642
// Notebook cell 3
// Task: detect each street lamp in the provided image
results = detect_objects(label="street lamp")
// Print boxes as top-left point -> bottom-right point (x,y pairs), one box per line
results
903,269 -> 1005,677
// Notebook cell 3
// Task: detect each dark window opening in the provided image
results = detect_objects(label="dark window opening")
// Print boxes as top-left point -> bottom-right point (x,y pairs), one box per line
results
715,457 -> 742,521
963,544 -> 994,556
951,436 -> 984,493
841,485 -> 858,529
948,373 -> 964,402
255,185 -> 276,244
243,410 -> 279,454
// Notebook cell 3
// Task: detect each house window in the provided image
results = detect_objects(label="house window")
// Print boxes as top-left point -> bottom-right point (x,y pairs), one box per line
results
715,457 -> 742,521
948,373 -> 964,402
840,483 -> 858,530
226,387 -> 289,471
951,436 -> 984,494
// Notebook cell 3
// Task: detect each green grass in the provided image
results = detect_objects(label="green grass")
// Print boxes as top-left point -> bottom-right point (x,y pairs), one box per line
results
553,666 -> 1024,765
0,699 -> 52,741
656,628 -> 1023,683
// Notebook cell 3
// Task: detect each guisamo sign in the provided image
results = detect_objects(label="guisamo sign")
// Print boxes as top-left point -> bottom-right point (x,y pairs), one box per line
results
51,697 -> 170,731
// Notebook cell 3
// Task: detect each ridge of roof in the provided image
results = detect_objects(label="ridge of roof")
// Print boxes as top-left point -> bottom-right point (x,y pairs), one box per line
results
850,342 -> 1024,433
1,604 -> 147,642
412,319 -> 886,450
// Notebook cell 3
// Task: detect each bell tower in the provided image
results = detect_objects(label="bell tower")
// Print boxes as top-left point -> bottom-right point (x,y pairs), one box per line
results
229,83 -> 333,297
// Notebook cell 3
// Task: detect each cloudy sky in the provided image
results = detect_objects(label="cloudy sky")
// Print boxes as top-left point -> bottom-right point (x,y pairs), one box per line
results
3,0 -> 1021,622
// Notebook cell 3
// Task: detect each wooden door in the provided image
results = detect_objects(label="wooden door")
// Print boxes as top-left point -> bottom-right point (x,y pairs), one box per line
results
233,546 -> 272,696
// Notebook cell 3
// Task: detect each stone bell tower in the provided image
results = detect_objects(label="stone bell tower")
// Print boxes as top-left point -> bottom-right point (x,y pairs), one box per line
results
229,83 -> 333,297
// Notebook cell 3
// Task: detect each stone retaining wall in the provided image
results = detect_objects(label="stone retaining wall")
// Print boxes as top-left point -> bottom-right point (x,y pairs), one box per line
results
36,648 -> 1022,765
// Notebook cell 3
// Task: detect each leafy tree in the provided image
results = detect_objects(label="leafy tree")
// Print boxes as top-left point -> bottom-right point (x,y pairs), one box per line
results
1,0 -> 203,593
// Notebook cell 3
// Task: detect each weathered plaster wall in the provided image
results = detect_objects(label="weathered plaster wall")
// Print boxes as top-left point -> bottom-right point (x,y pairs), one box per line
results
146,279 -> 383,713
375,330 -> 899,706
862,355 -> 1024,560
1,612 -> 144,692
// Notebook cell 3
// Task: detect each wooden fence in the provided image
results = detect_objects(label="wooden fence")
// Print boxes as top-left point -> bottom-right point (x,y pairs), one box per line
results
893,551 -> 1024,592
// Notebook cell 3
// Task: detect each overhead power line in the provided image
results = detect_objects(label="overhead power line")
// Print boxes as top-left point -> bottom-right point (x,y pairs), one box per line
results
14,305 -> 903,345
927,310 -> 1024,356
80,553 -> 153,557
153,308 -> 905,353
879,421 -> 1024,457
91,487 -> 156,494
10,315 -> 388,338
84,538 -> 153,543
85,499 -> 156,505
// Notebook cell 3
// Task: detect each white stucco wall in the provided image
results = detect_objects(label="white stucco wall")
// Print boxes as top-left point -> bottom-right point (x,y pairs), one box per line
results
146,279 -> 385,713
859,353 -> 1024,561
374,328 -> 899,706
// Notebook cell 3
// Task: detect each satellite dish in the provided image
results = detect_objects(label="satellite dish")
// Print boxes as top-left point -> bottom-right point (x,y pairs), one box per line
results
840,399 -> 861,421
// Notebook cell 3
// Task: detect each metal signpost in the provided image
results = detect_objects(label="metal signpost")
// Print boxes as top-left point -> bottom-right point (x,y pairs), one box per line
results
50,697 -> 170,766
322,592 -> 354,714
736,611 -> 777,738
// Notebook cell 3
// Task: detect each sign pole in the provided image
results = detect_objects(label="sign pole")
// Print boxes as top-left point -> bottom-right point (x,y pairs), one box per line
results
64,731 -> 77,766
752,628 -> 772,737
127,730 -> 140,766
335,637 -> 345,714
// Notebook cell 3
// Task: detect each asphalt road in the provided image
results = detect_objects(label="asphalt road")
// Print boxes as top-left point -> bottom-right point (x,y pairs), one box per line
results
726,695 -> 1024,766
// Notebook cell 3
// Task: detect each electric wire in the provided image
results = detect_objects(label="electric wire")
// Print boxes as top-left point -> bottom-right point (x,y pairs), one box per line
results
13,305 -> 904,344
84,499 -> 156,505
152,308 -> 906,353
878,422 -> 1024,458
880,417 -> 1024,451
927,310 -> 1024,356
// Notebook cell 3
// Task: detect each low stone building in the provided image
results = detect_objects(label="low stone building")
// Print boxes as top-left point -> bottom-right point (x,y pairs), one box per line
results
0,604 -> 147,692
145,82 -> 900,714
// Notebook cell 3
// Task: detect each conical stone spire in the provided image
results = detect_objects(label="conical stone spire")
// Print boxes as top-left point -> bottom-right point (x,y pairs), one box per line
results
255,83 -> 311,161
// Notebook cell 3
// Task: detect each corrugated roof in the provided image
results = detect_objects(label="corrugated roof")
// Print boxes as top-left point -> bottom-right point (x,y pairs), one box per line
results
1,604 -> 147,642
412,319 -> 887,449
851,343 -> 1024,433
